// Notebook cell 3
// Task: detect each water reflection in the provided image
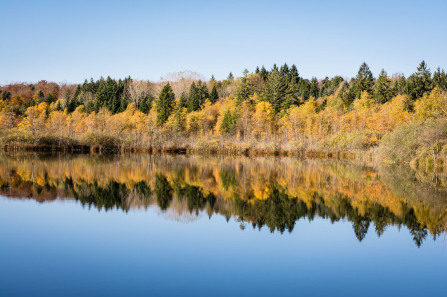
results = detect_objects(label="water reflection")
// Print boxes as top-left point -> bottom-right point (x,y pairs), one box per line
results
0,153 -> 446,247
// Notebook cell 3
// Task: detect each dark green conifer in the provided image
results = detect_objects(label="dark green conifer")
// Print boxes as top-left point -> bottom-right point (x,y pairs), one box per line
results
263,67 -> 288,113
260,66 -> 268,81
405,60 -> 432,100
187,82 -> 200,112
179,92 -> 188,109
210,85 -> 219,103
156,83 -> 175,125
221,109 -> 237,135
432,67 -> 447,91
373,69 -> 393,104
353,62 -> 374,98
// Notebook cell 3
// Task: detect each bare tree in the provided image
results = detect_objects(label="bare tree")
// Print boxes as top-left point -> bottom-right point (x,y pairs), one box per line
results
127,81 -> 154,109
159,70 -> 207,98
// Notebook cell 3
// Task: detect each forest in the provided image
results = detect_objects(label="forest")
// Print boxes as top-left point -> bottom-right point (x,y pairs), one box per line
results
1,61 -> 447,169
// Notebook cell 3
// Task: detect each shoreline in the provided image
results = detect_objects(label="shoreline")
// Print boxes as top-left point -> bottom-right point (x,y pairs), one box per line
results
0,142 -> 358,159
1,142 -> 445,174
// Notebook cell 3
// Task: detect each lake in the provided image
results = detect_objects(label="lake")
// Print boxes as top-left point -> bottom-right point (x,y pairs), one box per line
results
0,154 -> 446,296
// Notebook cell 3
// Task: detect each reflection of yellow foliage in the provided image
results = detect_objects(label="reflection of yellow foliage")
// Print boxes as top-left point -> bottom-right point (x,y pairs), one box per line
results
1,155 -> 446,235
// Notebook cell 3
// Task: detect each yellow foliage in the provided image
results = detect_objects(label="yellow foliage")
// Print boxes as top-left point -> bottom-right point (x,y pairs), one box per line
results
415,87 -> 447,119
17,117 -> 32,133
353,91 -> 374,111
186,110 -> 205,135
251,101 -> 275,140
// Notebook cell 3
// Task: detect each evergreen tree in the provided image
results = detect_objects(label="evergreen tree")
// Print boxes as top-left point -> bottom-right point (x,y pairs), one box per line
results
433,67 -> 447,91
284,79 -> 300,110
37,90 -> 45,102
64,90 -> 71,110
56,100 -> 62,111
220,109 -> 237,135
405,60 -> 432,100
393,74 -> 406,95
309,77 -> 319,98
319,77 -> 330,97
187,80 -> 209,111
105,76 -> 119,113
289,64 -> 300,84
2,91 -> 11,100
94,77 -> 106,112
45,94 -> 55,105
68,85 -> 82,112
280,63 -> 289,77
139,95 -> 153,114
157,83 -> 175,125
118,92 -> 128,113
339,81 -> 355,106
179,92 -> 188,109
284,65 -> 303,106
210,85 -> 219,103
44,105 -> 50,118
260,66 -> 268,81
236,77 -> 251,104
187,82 -> 200,112
353,62 -> 374,98
373,69 -> 393,104
227,72 -> 234,80
197,81 -> 209,104
116,78 -> 130,112
255,66 -> 260,74
298,79 -> 310,101
263,67 -> 288,113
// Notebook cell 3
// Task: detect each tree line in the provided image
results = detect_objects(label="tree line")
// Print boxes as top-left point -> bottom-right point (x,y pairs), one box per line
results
0,61 -> 447,168
2,61 -> 446,118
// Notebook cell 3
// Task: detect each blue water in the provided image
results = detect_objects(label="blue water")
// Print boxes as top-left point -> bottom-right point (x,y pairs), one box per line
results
1,196 -> 446,297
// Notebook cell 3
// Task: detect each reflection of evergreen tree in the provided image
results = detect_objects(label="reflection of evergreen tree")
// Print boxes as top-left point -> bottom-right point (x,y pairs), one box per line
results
220,167 -> 237,190
155,175 -> 173,211
352,216 -> 370,242
135,181 -> 151,196
72,180 -> 129,211
184,184 -> 205,214
370,203 -> 393,237
403,207 -> 427,248
234,186 -> 306,234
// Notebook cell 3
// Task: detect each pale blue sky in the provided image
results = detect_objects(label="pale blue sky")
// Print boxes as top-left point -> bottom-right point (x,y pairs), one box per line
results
1,0 -> 446,84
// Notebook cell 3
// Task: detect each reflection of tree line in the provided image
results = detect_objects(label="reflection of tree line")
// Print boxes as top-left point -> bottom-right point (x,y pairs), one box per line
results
0,168 -> 436,247
64,177 -> 438,247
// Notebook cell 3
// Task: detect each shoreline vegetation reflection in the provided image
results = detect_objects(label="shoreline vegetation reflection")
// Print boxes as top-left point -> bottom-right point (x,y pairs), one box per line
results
1,153 -> 446,247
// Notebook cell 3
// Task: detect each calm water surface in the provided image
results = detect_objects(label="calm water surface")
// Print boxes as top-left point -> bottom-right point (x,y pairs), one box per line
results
0,154 -> 446,296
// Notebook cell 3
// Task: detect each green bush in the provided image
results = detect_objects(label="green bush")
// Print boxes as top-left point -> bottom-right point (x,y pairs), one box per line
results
379,119 -> 447,164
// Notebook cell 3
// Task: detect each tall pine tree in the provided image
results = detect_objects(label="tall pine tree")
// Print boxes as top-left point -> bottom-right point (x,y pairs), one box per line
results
187,82 -> 200,112
405,60 -> 432,100
373,69 -> 394,104
263,67 -> 288,113
157,83 -> 175,125
236,77 -> 251,104
260,66 -> 268,81
210,85 -> 219,103
353,62 -> 374,98
433,67 -> 447,91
